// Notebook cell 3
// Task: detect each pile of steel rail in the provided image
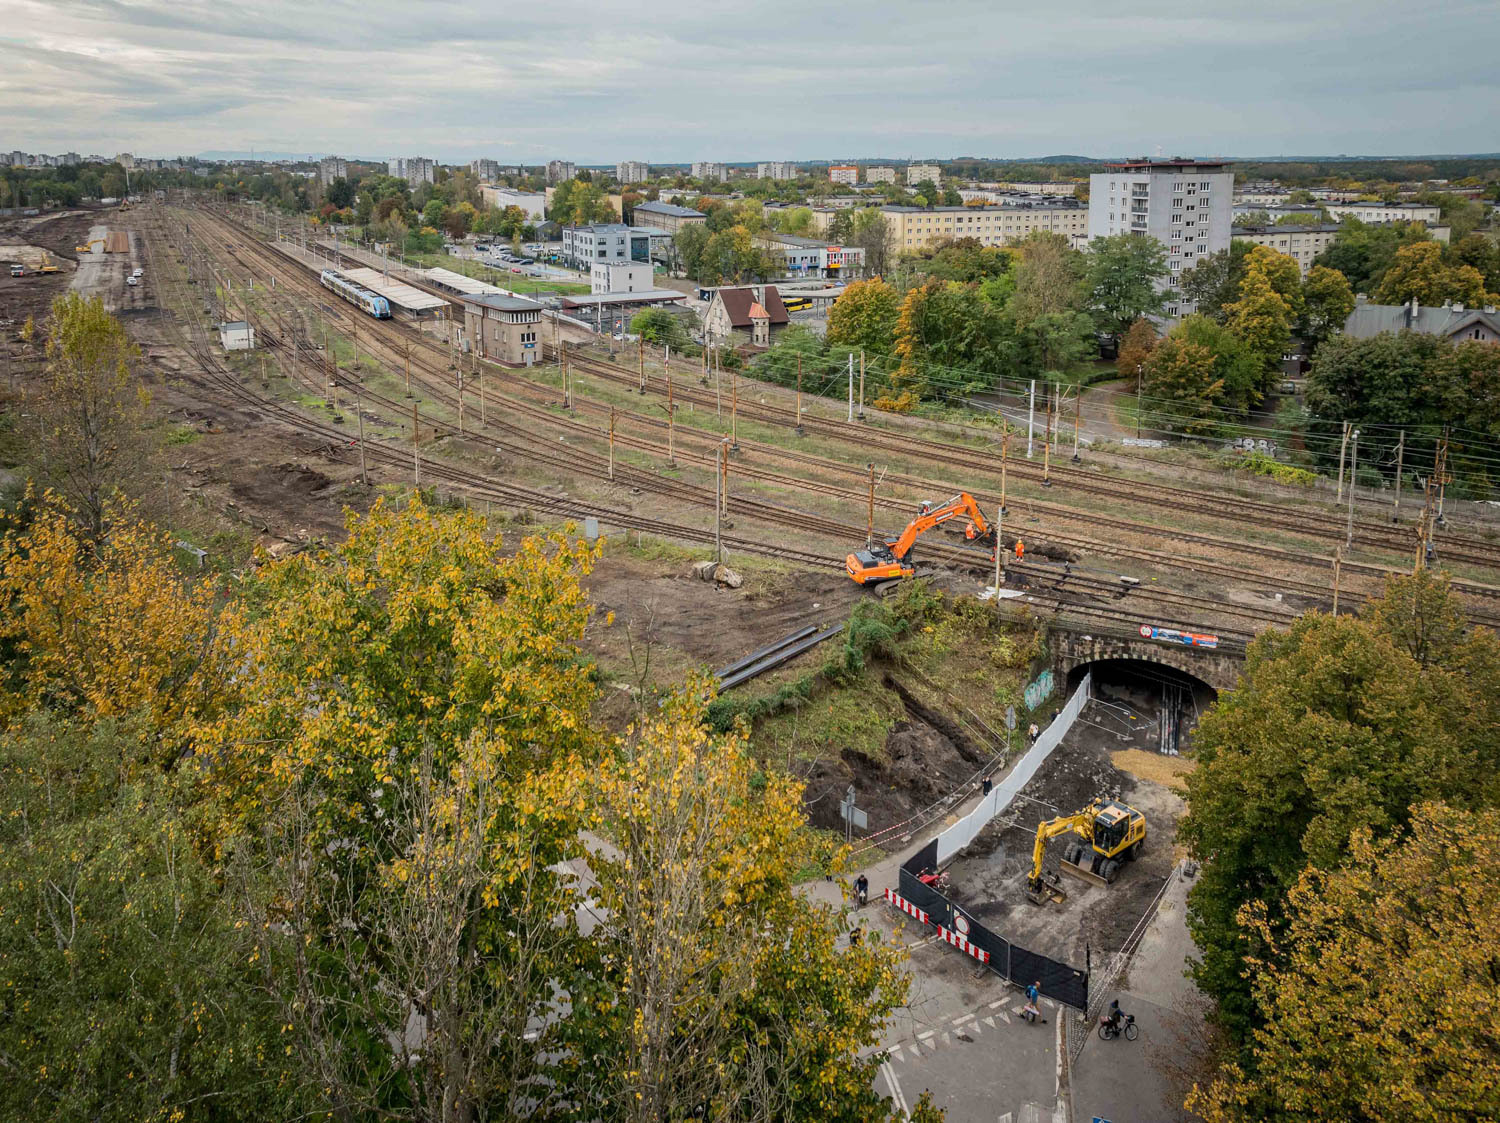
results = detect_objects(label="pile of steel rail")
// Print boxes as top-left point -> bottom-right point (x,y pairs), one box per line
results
713,622 -> 844,692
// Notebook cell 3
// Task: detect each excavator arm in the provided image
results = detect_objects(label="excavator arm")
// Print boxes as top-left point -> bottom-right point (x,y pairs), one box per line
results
1026,812 -> 1090,902
845,491 -> 995,586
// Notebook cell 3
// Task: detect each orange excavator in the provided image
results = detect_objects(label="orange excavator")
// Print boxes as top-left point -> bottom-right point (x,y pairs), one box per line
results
846,492 -> 995,585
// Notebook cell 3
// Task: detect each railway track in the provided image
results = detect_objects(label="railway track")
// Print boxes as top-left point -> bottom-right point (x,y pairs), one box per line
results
162,205 -> 1500,638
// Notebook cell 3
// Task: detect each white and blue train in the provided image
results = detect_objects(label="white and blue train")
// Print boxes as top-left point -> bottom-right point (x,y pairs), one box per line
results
319,269 -> 392,319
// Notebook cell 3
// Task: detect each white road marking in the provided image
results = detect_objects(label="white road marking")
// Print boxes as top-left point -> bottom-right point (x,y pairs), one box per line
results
941,1032 -> 951,1046
881,1060 -> 911,1118
953,1013 -> 977,1026
924,1037 -> 938,1050
984,1016 -> 996,1028
998,1011 -> 1011,1024
917,1030 -> 935,1041
989,999 -> 1006,1009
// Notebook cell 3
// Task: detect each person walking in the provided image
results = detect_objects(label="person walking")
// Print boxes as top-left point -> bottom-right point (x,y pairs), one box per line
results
854,873 -> 869,907
1014,537 -> 1025,561
1028,721 -> 1040,745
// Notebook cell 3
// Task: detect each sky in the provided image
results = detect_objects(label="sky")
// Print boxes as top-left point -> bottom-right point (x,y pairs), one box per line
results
4,0 -> 1499,164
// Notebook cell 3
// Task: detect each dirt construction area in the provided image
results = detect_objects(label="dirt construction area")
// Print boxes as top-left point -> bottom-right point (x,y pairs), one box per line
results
941,694 -> 1193,967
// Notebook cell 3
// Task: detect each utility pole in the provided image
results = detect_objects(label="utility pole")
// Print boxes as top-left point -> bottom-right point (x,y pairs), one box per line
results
714,443 -> 724,565
847,352 -> 854,422
993,505 -> 1004,593
1135,365 -> 1144,440
1000,430 -> 1010,513
720,440 -> 729,518
1345,428 -> 1359,547
1027,379 -> 1036,458
478,363 -> 486,426
1042,389 -> 1053,487
731,370 -> 739,452
858,350 -> 866,420
663,378 -> 677,468
1336,420 -> 1351,503
866,462 -> 875,548
795,353 -> 804,435
1071,384 -> 1081,462
1437,427 -> 1450,524
564,353 -> 572,411
412,399 -> 421,487
354,381 -> 368,486
638,336 -> 645,394
457,369 -> 466,435
1331,546 -> 1342,616
1392,429 -> 1405,521
608,407 -> 616,481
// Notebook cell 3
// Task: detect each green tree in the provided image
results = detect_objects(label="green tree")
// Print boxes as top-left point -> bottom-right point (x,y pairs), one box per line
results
1448,231 -> 1500,293
325,176 -> 354,209
630,307 -> 692,349
1175,314 -> 1262,412
1298,264 -> 1355,352
1314,217 -> 1431,294
751,323 -> 826,390
849,208 -> 894,275
1242,245 -> 1304,320
420,197 -> 447,232
1374,241 -> 1493,307
1085,233 -> 1167,341
1178,572 -> 1500,1044
1178,243 -> 1252,323
1142,335 -> 1222,433
1225,271 -> 1292,389
826,276 -> 901,355
1009,232 -> 1092,380
1191,804 -> 1500,1123
1115,316 -> 1157,382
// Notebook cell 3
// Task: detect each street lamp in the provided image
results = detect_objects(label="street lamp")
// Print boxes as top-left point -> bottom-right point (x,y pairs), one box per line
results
1136,363 -> 1143,439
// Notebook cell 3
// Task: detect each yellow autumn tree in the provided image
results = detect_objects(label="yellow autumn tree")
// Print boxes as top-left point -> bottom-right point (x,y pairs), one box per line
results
0,494 -> 225,749
1191,803 -> 1500,1122
576,685 -> 908,1121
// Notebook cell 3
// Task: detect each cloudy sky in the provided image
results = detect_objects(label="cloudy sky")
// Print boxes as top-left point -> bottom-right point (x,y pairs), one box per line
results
4,0 -> 1498,163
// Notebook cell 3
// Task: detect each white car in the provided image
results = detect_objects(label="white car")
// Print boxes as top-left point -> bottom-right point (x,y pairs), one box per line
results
126,275 -> 139,286
132,267 -> 143,277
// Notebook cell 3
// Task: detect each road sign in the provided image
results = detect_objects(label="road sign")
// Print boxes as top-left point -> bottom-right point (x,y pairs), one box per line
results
839,802 -> 868,829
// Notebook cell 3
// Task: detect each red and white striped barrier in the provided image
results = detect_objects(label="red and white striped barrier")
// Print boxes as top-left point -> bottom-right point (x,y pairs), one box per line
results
937,924 -> 990,964
883,887 -> 929,926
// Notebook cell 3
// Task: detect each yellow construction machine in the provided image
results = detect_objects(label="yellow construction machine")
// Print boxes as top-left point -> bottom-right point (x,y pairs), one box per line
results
39,253 -> 59,274
75,238 -> 105,254
1025,798 -> 1147,904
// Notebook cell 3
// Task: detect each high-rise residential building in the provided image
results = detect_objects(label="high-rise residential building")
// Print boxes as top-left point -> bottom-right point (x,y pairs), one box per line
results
470,158 -> 501,181
691,161 -> 727,183
1088,158 -> 1234,316
907,163 -> 942,185
547,159 -> 577,184
757,161 -> 798,181
388,157 -> 436,186
829,165 -> 859,186
115,152 -> 135,169
59,152 -> 82,166
616,160 -> 650,184
318,156 -> 348,186
865,165 -> 897,184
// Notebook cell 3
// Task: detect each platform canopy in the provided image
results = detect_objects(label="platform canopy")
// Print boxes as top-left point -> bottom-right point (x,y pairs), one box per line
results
339,267 -> 448,312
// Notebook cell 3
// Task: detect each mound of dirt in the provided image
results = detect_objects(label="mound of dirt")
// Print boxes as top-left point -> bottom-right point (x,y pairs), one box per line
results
802,718 -> 982,845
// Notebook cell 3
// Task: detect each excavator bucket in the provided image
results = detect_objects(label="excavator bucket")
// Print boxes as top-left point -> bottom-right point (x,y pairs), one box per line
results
1025,870 -> 1067,906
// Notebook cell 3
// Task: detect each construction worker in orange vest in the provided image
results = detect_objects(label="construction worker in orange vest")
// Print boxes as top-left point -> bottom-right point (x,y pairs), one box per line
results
1014,538 -> 1025,561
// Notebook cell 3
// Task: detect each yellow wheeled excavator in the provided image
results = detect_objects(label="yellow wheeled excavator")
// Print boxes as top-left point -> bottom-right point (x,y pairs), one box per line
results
846,491 -> 995,585
1025,798 -> 1147,904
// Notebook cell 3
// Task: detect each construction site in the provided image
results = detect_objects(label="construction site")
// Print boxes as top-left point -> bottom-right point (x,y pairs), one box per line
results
6,194 -> 1500,1122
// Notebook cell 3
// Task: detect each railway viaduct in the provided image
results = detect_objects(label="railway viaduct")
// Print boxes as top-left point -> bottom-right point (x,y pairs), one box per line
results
1051,625 -> 1245,694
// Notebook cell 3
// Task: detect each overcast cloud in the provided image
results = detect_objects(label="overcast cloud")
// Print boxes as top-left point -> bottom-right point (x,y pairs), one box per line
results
3,0 -> 1497,162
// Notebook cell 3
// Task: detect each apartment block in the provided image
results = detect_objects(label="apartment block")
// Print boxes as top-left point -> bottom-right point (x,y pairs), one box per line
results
318,156 -> 348,186
757,161 -> 798,181
547,160 -> 577,185
865,166 -> 897,184
616,160 -> 650,184
907,163 -> 942,185
480,186 -> 545,222
470,158 -> 501,181
829,165 -> 859,186
881,201 -> 1089,251
691,161 -> 728,183
388,156 -> 435,186
1088,158 -> 1234,316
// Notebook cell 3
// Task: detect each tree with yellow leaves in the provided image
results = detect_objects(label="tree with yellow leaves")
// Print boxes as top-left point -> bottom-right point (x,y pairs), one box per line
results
1190,803 -> 1500,1122
574,686 -> 909,1122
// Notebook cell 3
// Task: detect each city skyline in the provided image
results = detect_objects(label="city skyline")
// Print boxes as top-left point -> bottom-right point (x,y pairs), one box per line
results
5,0 -> 1499,163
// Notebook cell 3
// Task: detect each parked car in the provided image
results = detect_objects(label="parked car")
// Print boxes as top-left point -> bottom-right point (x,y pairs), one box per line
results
132,267 -> 144,278
475,243 -> 491,252
126,275 -> 139,286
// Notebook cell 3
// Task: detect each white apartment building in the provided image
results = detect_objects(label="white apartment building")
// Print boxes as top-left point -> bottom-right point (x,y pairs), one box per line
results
547,160 -> 576,184
590,261 -> 654,294
480,186 -> 545,222
998,181 -> 1079,196
865,165 -> 897,184
388,157 -> 435,186
691,161 -> 728,182
470,158 -> 501,181
1089,158 -> 1234,316
616,160 -> 650,184
829,165 -> 859,186
907,163 -> 942,185
881,202 -> 1089,251
318,156 -> 348,186
757,161 -> 798,180
1323,200 -> 1442,224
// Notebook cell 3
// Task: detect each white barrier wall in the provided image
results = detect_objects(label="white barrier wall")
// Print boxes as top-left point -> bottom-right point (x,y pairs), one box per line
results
935,672 -> 1092,866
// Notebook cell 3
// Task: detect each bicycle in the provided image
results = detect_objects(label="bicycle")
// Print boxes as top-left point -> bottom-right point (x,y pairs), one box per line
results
1098,1012 -> 1138,1041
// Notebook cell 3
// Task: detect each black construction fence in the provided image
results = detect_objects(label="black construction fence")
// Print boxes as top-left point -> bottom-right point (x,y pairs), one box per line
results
897,839 -> 1089,1010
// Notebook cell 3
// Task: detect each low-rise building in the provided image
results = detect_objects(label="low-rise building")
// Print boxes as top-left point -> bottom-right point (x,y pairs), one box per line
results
218,321 -> 255,351
767,233 -> 866,278
883,200 -> 1089,251
561,223 -> 654,269
461,294 -> 543,366
1234,222 -> 1452,275
1343,296 -> 1500,343
590,261 -> 654,294
691,161 -> 728,183
829,165 -> 859,186
616,160 -> 650,184
481,186 -> 546,222
757,161 -> 798,181
547,160 -> 576,185
865,165 -> 898,184
631,200 -> 707,234
704,285 -> 791,346
907,163 -> 942,185
1323,200 -> 1442,224
997,181 -> 1080,196
318,156 -> 348,186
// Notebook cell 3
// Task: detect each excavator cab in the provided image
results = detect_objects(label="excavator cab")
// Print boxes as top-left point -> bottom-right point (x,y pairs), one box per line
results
846,543 -> 913,585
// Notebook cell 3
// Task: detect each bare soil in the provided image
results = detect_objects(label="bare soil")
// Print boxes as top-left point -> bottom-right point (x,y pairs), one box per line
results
942,697 -> 1187,966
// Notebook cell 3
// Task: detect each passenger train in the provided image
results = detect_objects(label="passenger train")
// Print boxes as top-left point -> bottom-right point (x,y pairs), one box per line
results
319,269 -> 392,319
